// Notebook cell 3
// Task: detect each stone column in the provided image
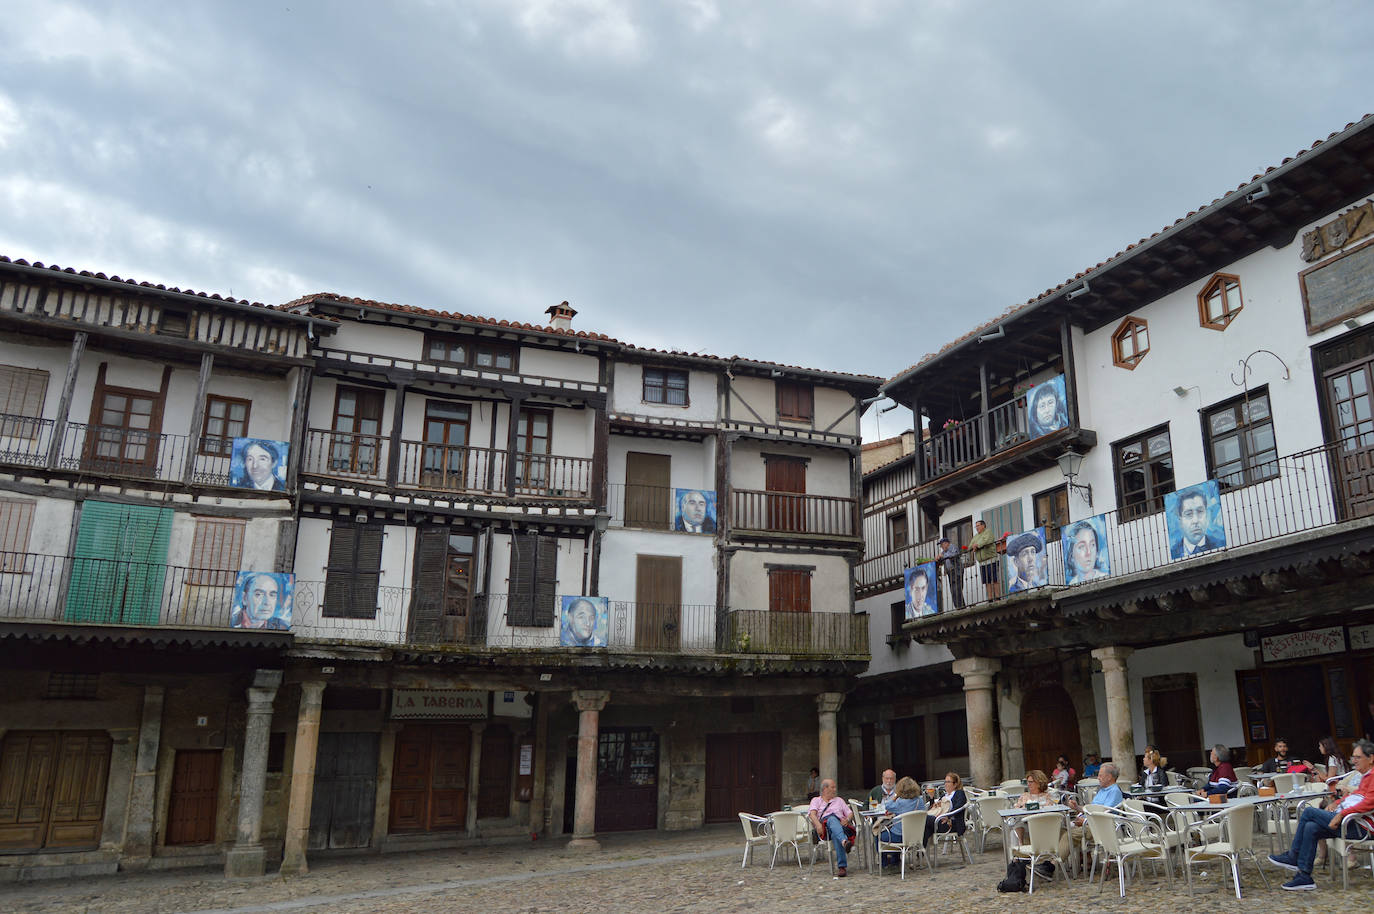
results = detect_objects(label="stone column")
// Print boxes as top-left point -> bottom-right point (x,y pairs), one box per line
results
279,680 -> 326,875
568,689 -> 609,850
1092,646 -> 1137,786
953,657 -> 1001,789
465,721 -> 487,837
816,692 -> 844,784
371,723 -> 403,849
225,670 -> 282,877
100,729 -> 137,850
122,684 -> 165,868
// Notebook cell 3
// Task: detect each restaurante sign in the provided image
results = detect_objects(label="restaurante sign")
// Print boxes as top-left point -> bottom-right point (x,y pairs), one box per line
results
1260,626 -> 1346,663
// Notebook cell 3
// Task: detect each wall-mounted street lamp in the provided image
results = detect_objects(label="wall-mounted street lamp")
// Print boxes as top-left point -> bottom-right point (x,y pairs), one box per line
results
1056,449 -> 1093,507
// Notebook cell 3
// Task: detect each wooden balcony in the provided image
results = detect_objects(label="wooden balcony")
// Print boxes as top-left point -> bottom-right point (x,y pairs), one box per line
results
729,489 -> 858,539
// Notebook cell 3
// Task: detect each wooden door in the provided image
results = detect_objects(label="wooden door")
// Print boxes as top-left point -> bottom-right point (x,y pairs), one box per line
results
389,726 -> 469,834
86,386 -> 160,476
624,452 -> 670,528
477,725 -> 512,819
515,408 -> 552,490
0,731 -> 110,851
703,732 -> 780,822
421,400 -> 471,489
64,501 -> 172,626
409,530 -> 474,644
1020,686 -> 1082,777
330,387 -> 384,475
890,716 -> 926,782
1325,361 -> 1374,518
1149,687 -> 1204,771
595,729 -> 659,832
635,555 -> 681,652
1268,664 -> 1326,761
166,750 -> 220,845
308,732 -> 377,849
765,456 -> 806,532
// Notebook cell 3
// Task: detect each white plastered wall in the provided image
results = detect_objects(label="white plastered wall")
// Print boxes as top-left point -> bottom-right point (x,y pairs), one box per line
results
730,440 -> 852,497
609,362 -> 718,422
729,550 -> 850,612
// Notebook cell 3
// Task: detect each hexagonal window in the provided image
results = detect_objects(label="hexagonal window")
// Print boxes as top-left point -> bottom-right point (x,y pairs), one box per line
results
1112,316 -> 1150,370
1198,273 -> 1243,330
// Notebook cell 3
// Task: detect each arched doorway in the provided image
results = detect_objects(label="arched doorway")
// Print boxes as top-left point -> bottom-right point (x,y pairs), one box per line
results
1020,685 -> 1083,777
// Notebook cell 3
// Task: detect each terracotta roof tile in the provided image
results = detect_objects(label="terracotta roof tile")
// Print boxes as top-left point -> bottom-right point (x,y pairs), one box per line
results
882,115 -> 1374,387
0,254 -> 275,310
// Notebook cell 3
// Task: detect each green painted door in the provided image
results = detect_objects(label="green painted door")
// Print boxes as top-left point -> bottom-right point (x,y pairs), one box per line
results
64,501 -> 173,625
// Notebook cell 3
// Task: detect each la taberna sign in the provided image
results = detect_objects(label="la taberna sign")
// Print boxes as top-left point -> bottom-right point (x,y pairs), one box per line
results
391,689 -> 488,720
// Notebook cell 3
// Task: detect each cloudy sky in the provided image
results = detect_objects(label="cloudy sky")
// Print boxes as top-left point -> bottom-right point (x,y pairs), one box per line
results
2,1 -> 1371,439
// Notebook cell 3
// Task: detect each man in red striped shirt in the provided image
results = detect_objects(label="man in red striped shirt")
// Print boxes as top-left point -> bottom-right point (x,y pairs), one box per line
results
1269,738 -> 1374,891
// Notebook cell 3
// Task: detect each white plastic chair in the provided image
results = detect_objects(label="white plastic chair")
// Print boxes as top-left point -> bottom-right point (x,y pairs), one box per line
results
1011,811 -> 1070,893
767,810 -> 808,869
738,813 -> 772,867
1183,804 -> 1270,899
1086,809 -> 1169,896
876,810 -> 931,879
974,794 -> 1011,852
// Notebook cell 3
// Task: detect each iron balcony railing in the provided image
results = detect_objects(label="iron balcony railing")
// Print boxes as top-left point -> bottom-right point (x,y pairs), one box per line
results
923,397 -> 1038,479
0,414 -> 237,487
858,537 -> 941,591
730,489 -> 857,537
303,429 -> 593,498
899,435 -> 1365,614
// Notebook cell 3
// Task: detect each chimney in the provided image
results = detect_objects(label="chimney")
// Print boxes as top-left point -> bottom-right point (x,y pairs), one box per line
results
545,301 -> 577,332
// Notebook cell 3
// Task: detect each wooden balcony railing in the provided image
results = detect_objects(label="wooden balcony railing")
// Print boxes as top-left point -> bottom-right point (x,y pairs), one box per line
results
730,489 -> 857,537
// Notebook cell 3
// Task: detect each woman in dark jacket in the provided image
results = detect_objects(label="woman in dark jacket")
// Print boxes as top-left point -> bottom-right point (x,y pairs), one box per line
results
1140,749 -> 1167,790
923,771 -> 968,845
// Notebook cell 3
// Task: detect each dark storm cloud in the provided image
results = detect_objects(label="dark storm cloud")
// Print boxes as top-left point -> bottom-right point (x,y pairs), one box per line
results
1,0 -> 1371,440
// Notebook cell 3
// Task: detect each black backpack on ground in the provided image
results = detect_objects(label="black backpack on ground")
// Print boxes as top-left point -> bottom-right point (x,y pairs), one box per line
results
996,861 -> 1027,892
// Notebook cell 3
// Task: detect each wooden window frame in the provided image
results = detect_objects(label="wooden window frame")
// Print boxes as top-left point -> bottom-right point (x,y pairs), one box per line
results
887,511 -> 909,552
1032,484 -> 1069,543
776,381 -> 814,422
767,566 -> 812,613
424,333 -> 468,366
642,367 -> 689,407
200,395 -> 252,457
942,515 -> 973,552
1198,272 -> 1243,331
423,334 -> 519,373
1202,387 -> 1278,490
1111,316 -> 1150,370
157,309 -> 191,338
1112,424 -> 1175,519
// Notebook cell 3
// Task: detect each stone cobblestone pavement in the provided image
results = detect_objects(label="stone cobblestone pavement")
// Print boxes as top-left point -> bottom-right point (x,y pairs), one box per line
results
2,826 -> 1367,914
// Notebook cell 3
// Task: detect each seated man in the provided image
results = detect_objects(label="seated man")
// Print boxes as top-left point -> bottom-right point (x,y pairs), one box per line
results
1269,738 -> 1374,891
1067,762 -> 1123,822
808,778 -> 855,877
1203,744 -> 1238,796
1260,737 -> 1306,774
1082,752 -> 1101,778
868,768 -> 897,807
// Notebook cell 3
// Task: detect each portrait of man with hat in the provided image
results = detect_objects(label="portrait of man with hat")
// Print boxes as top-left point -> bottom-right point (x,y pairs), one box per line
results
1004,527 -> 1048,593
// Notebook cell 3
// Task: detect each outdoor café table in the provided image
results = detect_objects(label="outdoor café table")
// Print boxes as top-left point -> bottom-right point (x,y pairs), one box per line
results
857,806 -> 891,875
996,804 -> 1072,865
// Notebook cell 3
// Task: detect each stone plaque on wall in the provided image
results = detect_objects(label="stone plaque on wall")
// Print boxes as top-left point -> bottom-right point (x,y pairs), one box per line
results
1301,236 -> 1374,334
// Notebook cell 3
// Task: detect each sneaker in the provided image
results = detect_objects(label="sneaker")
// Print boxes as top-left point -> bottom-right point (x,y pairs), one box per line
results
1268,853 -> 1300,872
1281,873 -> 1316,891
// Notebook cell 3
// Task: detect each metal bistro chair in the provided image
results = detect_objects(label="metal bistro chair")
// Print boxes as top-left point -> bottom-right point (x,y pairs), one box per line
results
1011,811 -> 1071,894
738,813 -> 772,868
974,793 -> 1011,852
1330,812 -> 1374,890
876,810 -> 932,879
1183,804 -> 1270,900
1075,777 -> 1100,807
1085,809 -> 1170,897
930,803 -> 973,866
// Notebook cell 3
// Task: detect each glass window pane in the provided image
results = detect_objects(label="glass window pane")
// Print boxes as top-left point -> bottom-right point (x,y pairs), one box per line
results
1334,375 -> 1351,399
1354,371 -> 1368,396
1244,396 -> 1269,422
1210,411 -> 1237,435
1147,432 -> 1171,456
1213,436 -> 1241,465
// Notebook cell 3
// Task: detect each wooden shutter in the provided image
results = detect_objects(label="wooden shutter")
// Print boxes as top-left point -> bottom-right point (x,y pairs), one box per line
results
508,534 -> 557,626
187,518 -> 245,586
64,501 -> 172,625
409,527 -> 448,641
980,499 -> 1024,540
0,366 -> 49,440
777,382 -> 813,421
0,499 -> 35,572
635,555 -> 682,651
768,569 -> 811,613
325,523 -> 382,619
624,452 -> 670,528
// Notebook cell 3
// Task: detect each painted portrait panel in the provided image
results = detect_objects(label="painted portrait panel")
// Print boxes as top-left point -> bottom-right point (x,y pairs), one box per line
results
230,438 -> 289,491
1165,480 -> 1227,560
904,562 -> 938,620
673,489 -> 717,533
231,571 -> 294,630
1027,374 -> 1068,439
1062,514 -> 1111,584
560,595 -> 608,647
1004,527 -> 1048,592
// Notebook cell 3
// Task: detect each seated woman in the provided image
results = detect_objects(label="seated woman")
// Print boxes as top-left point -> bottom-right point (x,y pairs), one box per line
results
1050,755 -> 1077,790
1140,749 -> 1167,790
877,776 -> 927,845
1202,743 -> 1237,796
923,771 -> 967,846
1010,769 -> 1054,845
1319,736 -> 1349,781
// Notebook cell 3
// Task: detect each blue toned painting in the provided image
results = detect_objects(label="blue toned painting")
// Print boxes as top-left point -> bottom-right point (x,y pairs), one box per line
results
230,438 -> 289,491
231,571 -> 294,630
904,562 -> 938,620
1165,480 -> 1227,560
1062,514 -> 1111,584
673,488 -> 717,533
1026,375 -> 1068,439
560,595 -> 608,647
1004,527 -> 1048,592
